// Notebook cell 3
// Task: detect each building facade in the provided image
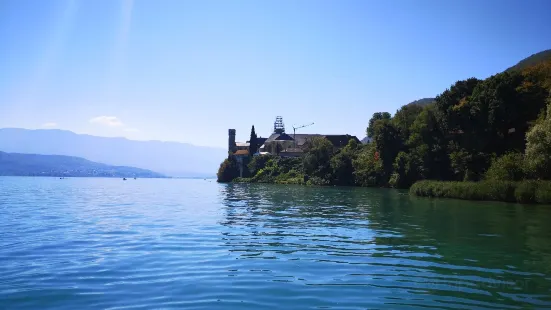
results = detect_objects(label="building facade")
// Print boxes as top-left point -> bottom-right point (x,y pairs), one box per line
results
229,116 -> 360,158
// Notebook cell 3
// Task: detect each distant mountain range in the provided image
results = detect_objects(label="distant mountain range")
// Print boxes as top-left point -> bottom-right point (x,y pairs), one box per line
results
0,151 -> 164,178
0,129 -> 227,177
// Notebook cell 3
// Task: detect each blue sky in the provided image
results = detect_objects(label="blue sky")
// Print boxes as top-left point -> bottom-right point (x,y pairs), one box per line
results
1,0 -> 550,148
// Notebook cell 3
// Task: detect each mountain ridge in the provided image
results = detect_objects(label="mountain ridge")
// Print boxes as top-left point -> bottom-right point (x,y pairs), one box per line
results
0,150 -> 165,178
0,128 -> 226,177
406,98 -> 435,107
506,49 -> 551,72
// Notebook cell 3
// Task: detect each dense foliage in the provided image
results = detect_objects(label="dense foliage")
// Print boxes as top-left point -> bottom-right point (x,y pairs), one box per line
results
525,102 -> 551,180
218,53 -> 551,203
217,157 -> 240,182
356,61 -> 551,189
410,180 -> 551,204
506,49 -> 551,72
406,98 -> 435,107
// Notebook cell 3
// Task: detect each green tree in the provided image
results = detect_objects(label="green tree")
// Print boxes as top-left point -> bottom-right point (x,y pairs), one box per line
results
485,153 -> 525,181
448,141 -> 491,181
525,100 -> 551,179
372,118 -> 402,177
303,137 -> 334,181
248,125 -> 258,155
352,143 -> 385,186
217,157 -> 239,182
392,104 -> 423,142
330,139 -> 360,185
467,71 -> 547,154
389,151 -> 420,188
434,77 -> 481,134
248,154 -> 273,175
407,105 -> 450,180
366,112 -> 391,138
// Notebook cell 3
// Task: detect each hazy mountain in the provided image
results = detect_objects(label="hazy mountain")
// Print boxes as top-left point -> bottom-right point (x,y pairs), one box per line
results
0,151 -> 164,178
506,49 -> 551,72
406,98 -> 435,107
0,128 -> 227,177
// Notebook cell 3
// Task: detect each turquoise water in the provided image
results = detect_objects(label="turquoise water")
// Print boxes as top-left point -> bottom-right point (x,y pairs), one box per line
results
1,177 -> 551,309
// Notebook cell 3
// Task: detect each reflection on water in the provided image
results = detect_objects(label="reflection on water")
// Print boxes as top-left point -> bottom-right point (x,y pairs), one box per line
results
0,177 -> 550,309
219,183 -> 551,308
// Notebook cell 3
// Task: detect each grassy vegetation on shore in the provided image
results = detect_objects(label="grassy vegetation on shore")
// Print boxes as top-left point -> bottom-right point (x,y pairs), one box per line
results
410,180 -> 551,204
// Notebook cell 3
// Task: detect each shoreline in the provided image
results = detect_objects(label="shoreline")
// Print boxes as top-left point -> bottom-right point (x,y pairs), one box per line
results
222,178 -> 551,205
409,180 -> 551,204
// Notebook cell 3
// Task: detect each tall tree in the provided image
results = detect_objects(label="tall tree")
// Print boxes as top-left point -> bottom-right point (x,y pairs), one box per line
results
525,100 -> 551,179
217,157 -> 240,182
367,112 -> 391,138
434,77 -> 481,134
249,125 -> 258,155
303,137 -> 334,179
392,104 -> 424,142
372,118 -> 403,177
407,105 -> 450,180
467,71 -> 546,154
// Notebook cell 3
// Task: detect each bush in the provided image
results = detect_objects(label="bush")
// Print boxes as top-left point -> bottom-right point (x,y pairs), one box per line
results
390,151 -> 420,188
303,137 -> 333,178
248,155 -> 273,175
535,181 -> 551,203
274,169 -> 305,185
410,180 -> 551,204
217,157 -> 240,183
525,101 -> 551,180
485,153 -> 526,181
233,177 -> 252,183
353,144 -> 386,187
306,176 -> 331,186
514,181 -> 537,203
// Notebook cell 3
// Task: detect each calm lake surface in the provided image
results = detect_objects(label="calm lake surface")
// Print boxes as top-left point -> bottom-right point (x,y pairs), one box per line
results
1,177 -> 551,309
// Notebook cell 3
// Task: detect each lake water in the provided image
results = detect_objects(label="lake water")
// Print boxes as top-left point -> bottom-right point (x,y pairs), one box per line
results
1,177 -> 551,309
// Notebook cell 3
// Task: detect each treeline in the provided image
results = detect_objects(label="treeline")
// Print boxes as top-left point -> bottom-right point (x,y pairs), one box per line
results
365,60 -> 551,188
218,137 -> 362,186
218,58 -> 551,189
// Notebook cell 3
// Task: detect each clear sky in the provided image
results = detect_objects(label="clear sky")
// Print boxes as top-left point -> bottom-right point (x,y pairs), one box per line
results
1,0 -> 550,148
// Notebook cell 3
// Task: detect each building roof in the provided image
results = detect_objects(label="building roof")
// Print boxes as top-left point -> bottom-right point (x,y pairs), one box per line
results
265,133 -> 360,148
257,137 -> 268,145
265,133 -> 294,142
235,142 -> 250,147
323,135 -> 361,147
246,137 -> 268,145
280,148 -> 303,153
234,150 -> 249,155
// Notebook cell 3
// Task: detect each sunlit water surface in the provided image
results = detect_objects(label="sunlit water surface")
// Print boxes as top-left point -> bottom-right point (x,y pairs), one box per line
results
1,177 -> 551,309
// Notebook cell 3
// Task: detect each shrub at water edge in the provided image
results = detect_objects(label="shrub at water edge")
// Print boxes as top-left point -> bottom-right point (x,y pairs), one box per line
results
410,180 -> 551,204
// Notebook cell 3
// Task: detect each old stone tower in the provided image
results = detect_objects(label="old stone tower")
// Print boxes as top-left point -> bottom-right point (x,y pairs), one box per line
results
228,129 -> 237,154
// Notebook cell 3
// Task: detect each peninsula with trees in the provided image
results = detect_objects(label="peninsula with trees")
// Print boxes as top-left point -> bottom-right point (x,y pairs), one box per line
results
218,49 -> 551,204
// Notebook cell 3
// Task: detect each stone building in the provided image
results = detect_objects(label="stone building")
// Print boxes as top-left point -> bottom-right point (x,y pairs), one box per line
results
228,116 -> 360,159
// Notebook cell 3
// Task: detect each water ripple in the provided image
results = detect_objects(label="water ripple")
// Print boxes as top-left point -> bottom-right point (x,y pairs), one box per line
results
1,178 -> 551,309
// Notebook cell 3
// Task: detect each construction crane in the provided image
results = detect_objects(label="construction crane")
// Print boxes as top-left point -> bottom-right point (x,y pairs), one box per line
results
292,122 -> 314,148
